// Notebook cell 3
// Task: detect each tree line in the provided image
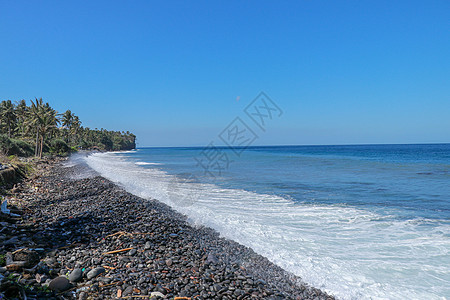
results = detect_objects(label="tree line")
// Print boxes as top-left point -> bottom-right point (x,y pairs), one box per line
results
0,98 -> 136,157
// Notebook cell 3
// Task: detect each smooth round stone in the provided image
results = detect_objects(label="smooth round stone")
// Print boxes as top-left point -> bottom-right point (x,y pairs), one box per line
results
86,267 -> 105,280
48,276 -> 71,292
144,241 -> 152,250
69,268 -> 83,282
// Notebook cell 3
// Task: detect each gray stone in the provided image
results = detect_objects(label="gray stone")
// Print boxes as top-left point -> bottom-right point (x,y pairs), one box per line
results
123,285 -> 134,296
165,259 -> 172,267
78,291 -> 87,300
69,268 -> 83,282
3,236 -> 19,245
206,253 -> 219,264
48,276 -> 71,292
144,241 -> 152,250
86,267 -> 105,280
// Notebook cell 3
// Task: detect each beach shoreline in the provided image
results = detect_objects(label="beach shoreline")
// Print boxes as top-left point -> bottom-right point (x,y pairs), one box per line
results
1,157 -> 335,299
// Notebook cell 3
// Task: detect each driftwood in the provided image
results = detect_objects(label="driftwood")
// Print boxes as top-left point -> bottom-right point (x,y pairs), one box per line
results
102,247 -> 134,255
5,252 -> 27,271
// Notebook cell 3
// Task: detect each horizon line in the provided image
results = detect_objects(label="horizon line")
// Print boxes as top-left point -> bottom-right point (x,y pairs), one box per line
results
135,142 -> 450,149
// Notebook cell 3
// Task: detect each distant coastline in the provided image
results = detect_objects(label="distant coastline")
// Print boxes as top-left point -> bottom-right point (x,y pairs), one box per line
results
0,98 -> 136,160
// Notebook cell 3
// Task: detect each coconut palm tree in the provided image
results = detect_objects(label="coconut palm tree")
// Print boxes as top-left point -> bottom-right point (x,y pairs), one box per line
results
0,100 -> 17,137
26,98 -> 43,156
26,98 -> 60,157
38,102 -> 59,157
15,99 -> 28,137
70,115 -> 81,144
61,109 -> 73,143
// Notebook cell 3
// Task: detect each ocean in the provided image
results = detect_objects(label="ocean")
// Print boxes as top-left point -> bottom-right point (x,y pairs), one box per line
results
82,144 -> 450,299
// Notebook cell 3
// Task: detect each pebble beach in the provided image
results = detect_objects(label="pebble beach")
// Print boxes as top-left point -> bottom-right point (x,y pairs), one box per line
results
0,157 -> 335,299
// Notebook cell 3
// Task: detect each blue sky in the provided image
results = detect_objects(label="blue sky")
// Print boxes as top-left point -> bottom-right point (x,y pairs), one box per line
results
1,0 -> 449,146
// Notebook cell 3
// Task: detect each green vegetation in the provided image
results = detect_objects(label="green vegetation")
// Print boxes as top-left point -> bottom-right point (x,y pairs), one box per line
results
0,98 -> 136,157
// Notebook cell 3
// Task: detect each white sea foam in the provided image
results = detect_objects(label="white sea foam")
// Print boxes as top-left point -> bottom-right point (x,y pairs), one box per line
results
84,152 -> 450,300
135,161 -> 161,166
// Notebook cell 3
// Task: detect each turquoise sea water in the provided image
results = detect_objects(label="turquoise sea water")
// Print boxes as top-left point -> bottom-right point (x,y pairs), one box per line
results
83,144 -> 450,299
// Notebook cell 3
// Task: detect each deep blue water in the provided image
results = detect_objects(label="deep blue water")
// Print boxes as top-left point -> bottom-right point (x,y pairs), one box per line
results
130,144 -> 450,221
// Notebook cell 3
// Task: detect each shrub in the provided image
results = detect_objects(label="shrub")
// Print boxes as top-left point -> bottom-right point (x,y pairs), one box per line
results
0,134 -> 34,157
50,139 -> 70,156
12,139 -> 34,156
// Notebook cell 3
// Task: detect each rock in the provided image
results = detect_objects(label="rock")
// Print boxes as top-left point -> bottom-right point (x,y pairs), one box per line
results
128,248 -> 137,256
123,285 -> 134,296
256,279 -> 266,286
150,291 -> 166,298
144,241 -> 152,250
206,253 -> 219,265
78,291 -> 87,300
48,276 -> 71,292
43,257 -> 58,267
165,259 -> 172,267
86,267 -> 105,280
98,277 -> 112,284
69,268 -> 83,282
35,273 -> 48,283
234,288 -> 243,296
3,236 -> 19,245
213,283 -> 222,292
155,284 -> 166,294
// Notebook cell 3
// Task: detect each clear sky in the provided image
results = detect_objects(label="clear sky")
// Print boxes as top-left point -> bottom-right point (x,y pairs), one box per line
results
1,0 -> 449,147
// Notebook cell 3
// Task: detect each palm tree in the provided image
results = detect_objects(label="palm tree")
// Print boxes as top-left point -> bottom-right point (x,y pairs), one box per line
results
37,104 -> 59,157
25,98 -> 60,158
15,100 -> 28,137
70,115 -> 81,144
61,109 -> 73,143
26,98 -> 43,156
0,100 -> 17,137
61,109 -> 72,128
